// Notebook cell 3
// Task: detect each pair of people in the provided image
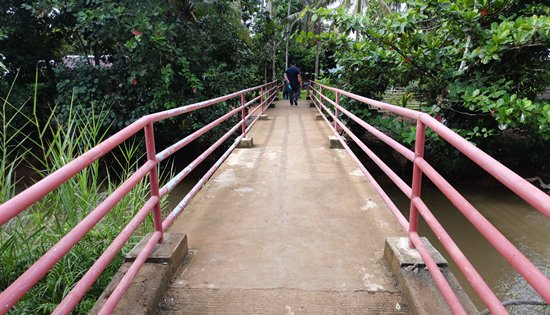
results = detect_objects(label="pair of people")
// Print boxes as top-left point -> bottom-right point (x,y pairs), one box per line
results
284,62 -> 302,107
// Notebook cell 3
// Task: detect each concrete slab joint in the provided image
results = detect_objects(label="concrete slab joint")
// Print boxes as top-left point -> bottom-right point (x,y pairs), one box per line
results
328,135 -> 345,149
238,137 -> 254,148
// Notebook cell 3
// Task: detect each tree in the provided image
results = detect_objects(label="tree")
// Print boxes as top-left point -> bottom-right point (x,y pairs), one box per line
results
2,0 -> 264,155
299,0 -> 550,175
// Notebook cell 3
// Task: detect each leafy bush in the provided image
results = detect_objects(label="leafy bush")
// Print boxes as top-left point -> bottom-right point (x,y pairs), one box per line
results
299,1 -> 550,177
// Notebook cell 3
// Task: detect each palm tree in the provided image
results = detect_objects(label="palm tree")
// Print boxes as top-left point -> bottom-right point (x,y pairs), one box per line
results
284,0 -> 330,80
284,0 -> 401,80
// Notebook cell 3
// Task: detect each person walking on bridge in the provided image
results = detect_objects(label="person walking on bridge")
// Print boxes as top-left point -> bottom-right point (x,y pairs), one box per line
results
284,61 -> 302,107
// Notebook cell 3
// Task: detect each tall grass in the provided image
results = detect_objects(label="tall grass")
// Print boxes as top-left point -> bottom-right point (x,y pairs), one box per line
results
0,74 -> 154,314
0,71 -> 29,205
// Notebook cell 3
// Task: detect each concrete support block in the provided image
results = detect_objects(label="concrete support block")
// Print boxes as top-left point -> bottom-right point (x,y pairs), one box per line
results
315,113 -> 323,120
259,114 -> 269,120
126,233 -> 188,276
238,137 -> 254,148
384,237 -> 478,315
91,233 -> 188,315
384,237 -> 447,269
328,136 -> 344,149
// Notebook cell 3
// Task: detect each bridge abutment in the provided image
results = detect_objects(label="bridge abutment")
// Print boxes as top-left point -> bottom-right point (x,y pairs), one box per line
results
90,233 -> 189,315
384,237 -> 478,314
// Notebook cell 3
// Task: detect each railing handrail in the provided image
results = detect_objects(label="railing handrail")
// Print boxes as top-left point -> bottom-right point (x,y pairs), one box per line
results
316,83 -> 549,216
0,80 -> 278,314
309,81 -> 550,314
0,82 -> 272,226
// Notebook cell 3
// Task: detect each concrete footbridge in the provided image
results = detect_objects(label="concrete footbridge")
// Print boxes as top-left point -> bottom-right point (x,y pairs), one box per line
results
1,81 -> 549,314
95,98 -> 471,314
154,100 -> 413,314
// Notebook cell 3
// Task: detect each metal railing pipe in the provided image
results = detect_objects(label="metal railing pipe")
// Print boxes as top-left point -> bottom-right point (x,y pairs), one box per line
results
244,94 -> 262,108
0,118 -> 148,225
314,87 -> 415,162
245,109 -> 265,134
156,107 -> 241,162
319,92 -> 338,107
334,92 -> 340,132
318,83 -> 421,120
311,91 -> 409,230
162,135 -> 243,231
319,86 -> 322,107
52,196 -> 159,314
241,93 -> 246,136
317,97 -> 412,198
333,103 -> 415,162
144,123 -> 163,242
261,86 -> 264,112
159,117 -> 243,199
147,82 -> 275,123
418,114 -> 550,217
268,89 -> 277,105
0,160 -> 155,312
408,120 -> 426,247
98,230 -> 163,315
409,232 -> 468,315
412,197 -> 507,313
246,102 -> 263,118
416,158 -> 550,302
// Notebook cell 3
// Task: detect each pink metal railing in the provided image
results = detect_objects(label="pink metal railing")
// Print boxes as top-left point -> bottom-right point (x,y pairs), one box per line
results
0,81 -> 278,314
309,81 -> 550,315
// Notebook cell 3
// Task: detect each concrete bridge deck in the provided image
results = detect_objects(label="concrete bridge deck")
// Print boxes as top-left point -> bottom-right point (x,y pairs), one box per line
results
157,99 -> 410,314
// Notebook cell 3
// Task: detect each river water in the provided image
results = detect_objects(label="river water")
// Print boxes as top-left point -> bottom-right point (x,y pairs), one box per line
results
165,177 -> 550,313
379,180 -> 550,313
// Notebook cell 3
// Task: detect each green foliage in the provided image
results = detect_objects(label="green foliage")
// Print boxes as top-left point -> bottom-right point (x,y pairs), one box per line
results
0,79 -> 152,314
300,1 -> 550,135
297,1 -> 550,176
0,73 -> 29,204
1,0 -> 264,151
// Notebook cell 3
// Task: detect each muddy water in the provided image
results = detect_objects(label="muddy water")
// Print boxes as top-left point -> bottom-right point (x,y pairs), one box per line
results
164,178 -> 549,313
380,181 -> 550,313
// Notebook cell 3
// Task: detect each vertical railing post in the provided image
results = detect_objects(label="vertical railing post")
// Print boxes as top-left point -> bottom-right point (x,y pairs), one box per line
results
144,123 -> 163,242
319,86 -> 323,109
408,120 -> 426,248
241,92 -> 246,136
260,86 -> 264,113
306,81 -> 310,100
334,91 -> 340,132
